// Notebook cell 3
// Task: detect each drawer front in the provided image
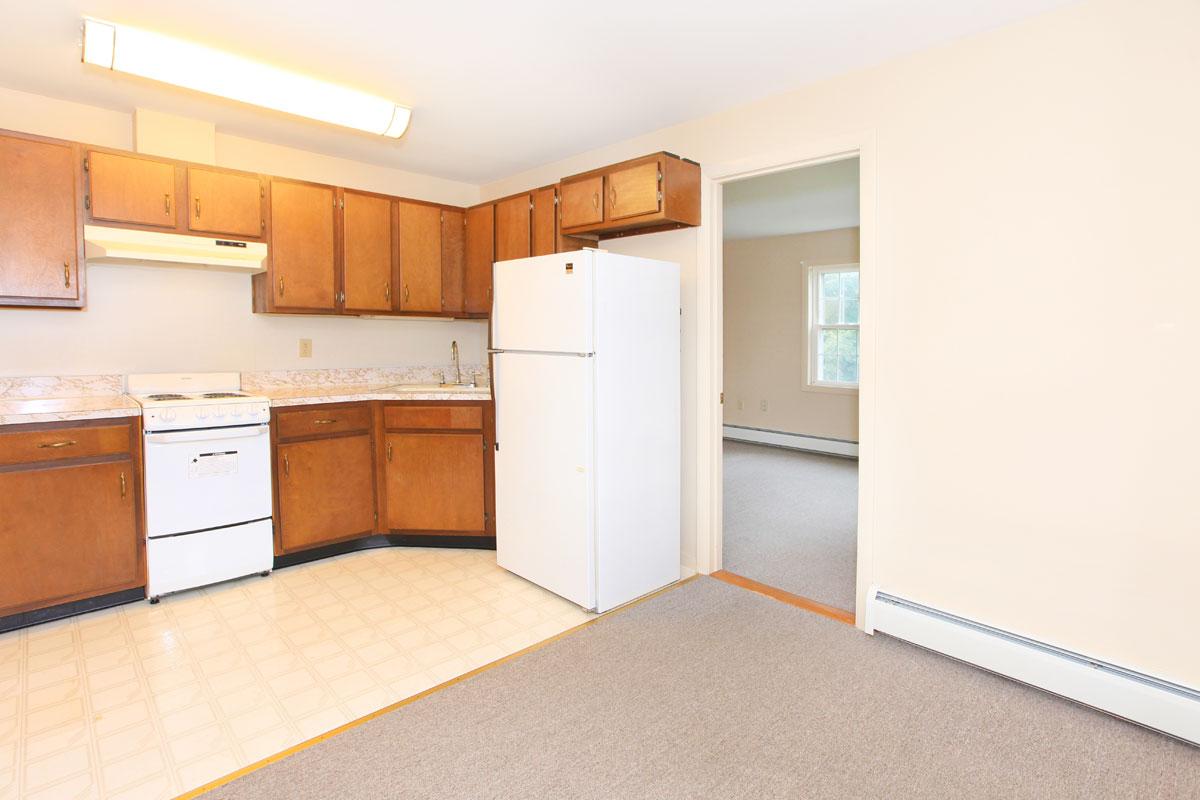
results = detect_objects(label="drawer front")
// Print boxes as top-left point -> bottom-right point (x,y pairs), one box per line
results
0,423 -> 133,467
276,405 -> 372,439
384,405 -> 483,431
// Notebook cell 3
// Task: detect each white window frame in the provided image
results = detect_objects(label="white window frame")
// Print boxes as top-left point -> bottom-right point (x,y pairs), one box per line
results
806,262 -> 860,394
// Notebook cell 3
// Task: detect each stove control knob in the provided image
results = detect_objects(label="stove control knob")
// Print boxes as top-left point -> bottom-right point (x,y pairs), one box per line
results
163,408 -> 176,422
231,407 -> 243,418
213,406 -> 226,418
196,407 -> 209,419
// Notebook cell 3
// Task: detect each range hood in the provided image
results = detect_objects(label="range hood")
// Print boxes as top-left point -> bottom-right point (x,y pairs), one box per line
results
84,225 -> 268,273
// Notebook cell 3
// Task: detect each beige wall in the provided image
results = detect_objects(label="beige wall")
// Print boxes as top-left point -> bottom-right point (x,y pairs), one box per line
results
723,228 -> 859,441
482,0 -> 1200,687
0,86 -> 486,378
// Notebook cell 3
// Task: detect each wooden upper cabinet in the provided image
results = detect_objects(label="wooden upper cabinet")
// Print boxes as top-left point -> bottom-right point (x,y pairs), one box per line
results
607,161 -> 661,220
441,208 -> 465,315
268,179 -> 338,311
398,201 -> 443,313
531,186 -> 558,257
560,175 -> 604,230
186,166 -> 264,239
494,193 -> 531,262
463,203 -> 494,315
384,432 -> 486,533
560,152 -> 700,237
342,190 -> 396,314
0,133 -> 83,308
87,150 -> 178,228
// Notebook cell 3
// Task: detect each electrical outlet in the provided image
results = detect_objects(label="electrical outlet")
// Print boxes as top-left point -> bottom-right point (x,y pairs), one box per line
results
298,338 -> 312,358
760,399 -> 768,412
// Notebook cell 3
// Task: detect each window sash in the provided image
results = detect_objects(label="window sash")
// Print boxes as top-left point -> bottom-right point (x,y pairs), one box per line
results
808,263 -> 860,389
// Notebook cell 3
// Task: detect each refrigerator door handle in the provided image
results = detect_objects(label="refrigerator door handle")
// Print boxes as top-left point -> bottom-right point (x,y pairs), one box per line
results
489,349 -> 593,357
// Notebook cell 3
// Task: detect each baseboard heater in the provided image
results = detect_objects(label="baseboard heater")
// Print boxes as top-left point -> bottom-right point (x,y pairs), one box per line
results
867,590 -> 1200,745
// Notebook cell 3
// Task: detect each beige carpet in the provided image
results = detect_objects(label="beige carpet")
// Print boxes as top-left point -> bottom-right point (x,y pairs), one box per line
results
723,439 -> 858,610
200,578 -> 1198,800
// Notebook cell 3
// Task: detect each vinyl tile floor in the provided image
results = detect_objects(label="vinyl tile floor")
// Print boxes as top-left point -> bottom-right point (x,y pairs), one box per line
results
0,547 -> 592,800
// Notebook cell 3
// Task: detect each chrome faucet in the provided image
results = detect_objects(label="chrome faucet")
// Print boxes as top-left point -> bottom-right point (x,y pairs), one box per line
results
451,340 -> 461,385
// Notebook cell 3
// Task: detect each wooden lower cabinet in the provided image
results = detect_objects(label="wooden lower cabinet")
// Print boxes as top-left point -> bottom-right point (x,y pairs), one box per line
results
276,432 -> 376,553
271,399 -> 494,554
0,419 -> 143,617
385,433 -> 486,533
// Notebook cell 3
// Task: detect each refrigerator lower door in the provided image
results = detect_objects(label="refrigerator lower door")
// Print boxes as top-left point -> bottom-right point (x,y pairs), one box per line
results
493,351 -> 596,609
492,252 -> 594,354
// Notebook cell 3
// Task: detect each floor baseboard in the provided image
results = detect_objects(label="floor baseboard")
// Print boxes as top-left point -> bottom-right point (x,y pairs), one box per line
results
723,425 -> 858,458
867,590 -> 1200,746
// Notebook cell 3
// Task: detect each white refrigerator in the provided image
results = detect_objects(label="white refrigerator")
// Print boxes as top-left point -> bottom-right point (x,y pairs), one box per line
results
491,250 -> 681,613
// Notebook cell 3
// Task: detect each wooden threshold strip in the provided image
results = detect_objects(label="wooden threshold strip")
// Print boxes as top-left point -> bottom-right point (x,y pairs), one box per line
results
174,574 -> 697,800
710,569 -> 855,626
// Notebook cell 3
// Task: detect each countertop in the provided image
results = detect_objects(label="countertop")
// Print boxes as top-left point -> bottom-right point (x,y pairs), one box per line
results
0,395 -> 143,427
0,385 -> 490,427
260,383 -> 492,407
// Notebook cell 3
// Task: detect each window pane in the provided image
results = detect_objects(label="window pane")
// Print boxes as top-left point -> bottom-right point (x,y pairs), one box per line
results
838,351 -> 859,383
821,297 -> 840,324
838,329 -> 859,357
843,294 -> 860,325
822,351 -> 838,383
820,328 -> 838,358
822,272 -> 840,299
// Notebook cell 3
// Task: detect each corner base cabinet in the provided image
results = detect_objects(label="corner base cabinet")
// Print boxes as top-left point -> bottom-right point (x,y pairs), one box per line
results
0,418 -> 144,616
381,402 -> 494,536
270,399 -> 495,556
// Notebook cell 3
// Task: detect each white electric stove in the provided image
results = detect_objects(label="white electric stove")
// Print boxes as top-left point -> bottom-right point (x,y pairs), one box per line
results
128,373 -> 274,602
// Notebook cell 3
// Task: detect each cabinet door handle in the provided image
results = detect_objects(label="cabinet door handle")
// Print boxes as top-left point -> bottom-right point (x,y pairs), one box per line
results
609,187 -> 617,208
404,284 -> 410,303
283,454 -> 290,477
592,192 -> 599,210
37,439 -> 77,449
63,261 -> 70,288
120,471 -> 127,499
194,197 -> 201,218
278,276 -> 285,297
164,194 -> 171,215
385,282 -> 391,303
386,441 -> 393,462
312,418 -> 337,425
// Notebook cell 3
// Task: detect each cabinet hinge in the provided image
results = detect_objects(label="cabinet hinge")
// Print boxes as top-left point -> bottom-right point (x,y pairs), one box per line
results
554,194 -> 560,205
529,201 -> 534,211
658,191 -> 663,202
657,171 -> 663,182
340,198 -> 345,209
84,195 -> 90,210
83,156 -> 89,172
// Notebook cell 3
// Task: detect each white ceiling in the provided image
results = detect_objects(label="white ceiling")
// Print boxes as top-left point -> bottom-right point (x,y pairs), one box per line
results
0,1 -> 1072,184
723,158 -> 859,240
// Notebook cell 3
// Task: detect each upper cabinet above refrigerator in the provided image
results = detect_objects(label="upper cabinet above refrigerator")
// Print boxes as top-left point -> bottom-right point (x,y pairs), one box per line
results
559,152 -> 700,239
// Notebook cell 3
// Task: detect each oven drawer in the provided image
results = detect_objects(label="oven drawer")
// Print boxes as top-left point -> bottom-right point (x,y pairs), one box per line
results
0,422 -> 133,467
383,405 -> 483,431
276,405 -> 373,439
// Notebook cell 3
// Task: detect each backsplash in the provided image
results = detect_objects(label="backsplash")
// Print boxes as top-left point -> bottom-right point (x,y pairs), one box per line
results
240,365 -> 490,390
0,374 -> 125,399
0,366 -> 490,400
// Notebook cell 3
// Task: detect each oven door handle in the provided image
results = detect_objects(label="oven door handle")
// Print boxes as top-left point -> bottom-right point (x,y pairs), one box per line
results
146,425 -> 269,445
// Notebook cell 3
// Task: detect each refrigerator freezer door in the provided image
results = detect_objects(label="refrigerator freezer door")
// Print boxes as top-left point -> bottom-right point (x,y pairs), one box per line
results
493,351 -> 595,609
492,252 -> 594,354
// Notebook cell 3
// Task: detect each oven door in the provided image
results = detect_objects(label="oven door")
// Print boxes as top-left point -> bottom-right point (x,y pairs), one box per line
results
143,424 -> 272,538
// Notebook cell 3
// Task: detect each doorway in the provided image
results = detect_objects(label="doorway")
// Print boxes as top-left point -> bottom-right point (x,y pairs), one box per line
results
716,157 -> 862,620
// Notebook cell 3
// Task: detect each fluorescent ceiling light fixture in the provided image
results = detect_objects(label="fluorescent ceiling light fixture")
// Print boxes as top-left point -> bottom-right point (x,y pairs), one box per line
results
81,17 -> 411,138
